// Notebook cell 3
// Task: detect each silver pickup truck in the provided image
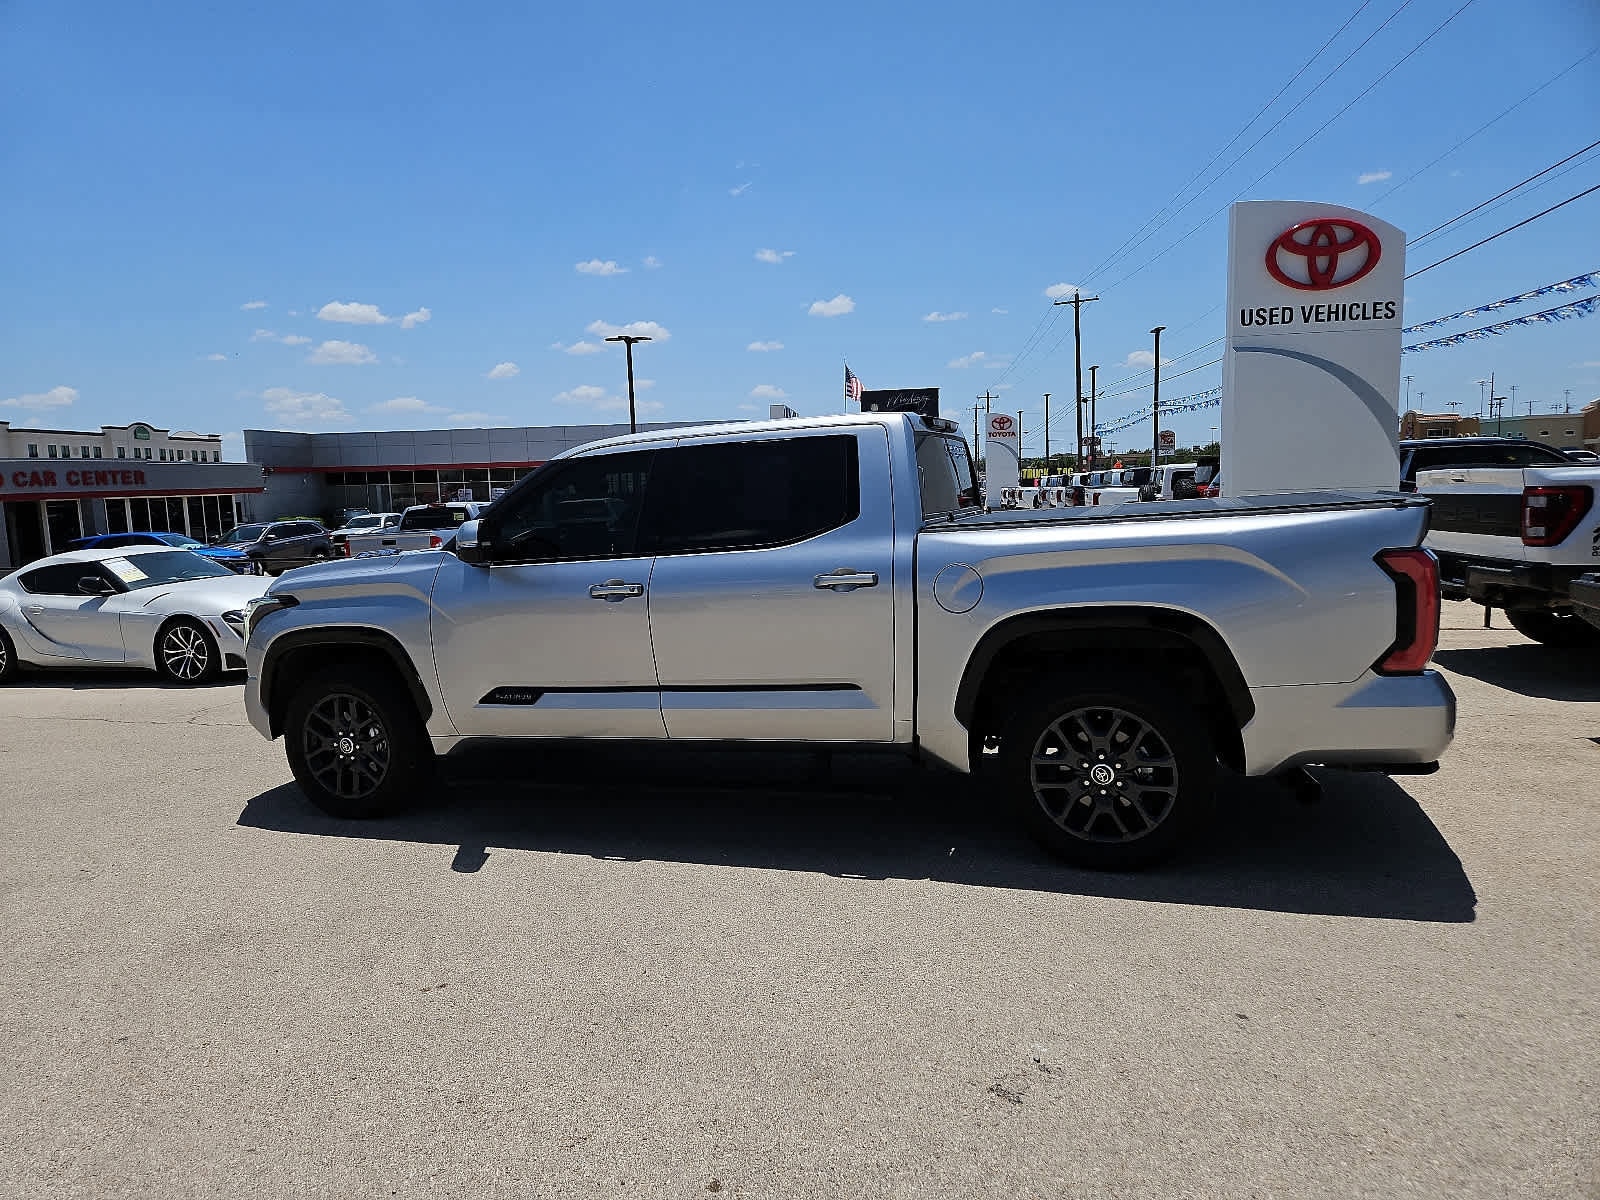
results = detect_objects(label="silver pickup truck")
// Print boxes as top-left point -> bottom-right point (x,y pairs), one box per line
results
241,412 -> 1454,868
340,502 -> 486,558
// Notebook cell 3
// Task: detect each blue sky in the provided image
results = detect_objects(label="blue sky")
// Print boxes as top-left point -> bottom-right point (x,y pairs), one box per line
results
2,0 -> 1597,459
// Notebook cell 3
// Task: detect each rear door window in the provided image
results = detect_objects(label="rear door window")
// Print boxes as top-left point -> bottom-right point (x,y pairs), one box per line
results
20,563 -> 114,595
645,436 -> 860,554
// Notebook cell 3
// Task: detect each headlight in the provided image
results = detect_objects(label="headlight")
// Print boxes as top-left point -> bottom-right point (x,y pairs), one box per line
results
243,593 -> 298,639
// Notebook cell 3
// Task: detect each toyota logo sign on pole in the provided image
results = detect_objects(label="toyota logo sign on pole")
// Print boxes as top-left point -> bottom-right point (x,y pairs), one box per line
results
985,411 -> 1020,502
1223,202 -> 1404,496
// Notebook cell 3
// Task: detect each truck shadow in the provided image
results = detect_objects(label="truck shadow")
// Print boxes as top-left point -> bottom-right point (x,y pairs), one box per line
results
1433,645 -> 1600,703
238,746 -> 1476,923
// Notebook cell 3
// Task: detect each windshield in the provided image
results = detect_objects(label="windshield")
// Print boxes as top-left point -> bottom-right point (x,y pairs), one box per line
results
401,506 -> 473,530
102,551 -> 233,590
346,514 -> 386,529
156,533 -> 205,548
217,524 -> 266,545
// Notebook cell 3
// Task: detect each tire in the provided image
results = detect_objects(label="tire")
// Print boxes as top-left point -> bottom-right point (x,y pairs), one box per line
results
0,625 -> 18,684
155,618 -> 220,685
1503,607 -> 1600,648
284,663 -> 435,819
999,684 -> 1216,869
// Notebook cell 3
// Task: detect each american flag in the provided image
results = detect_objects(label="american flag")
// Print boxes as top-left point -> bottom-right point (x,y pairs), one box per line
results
844,364 -> 863,405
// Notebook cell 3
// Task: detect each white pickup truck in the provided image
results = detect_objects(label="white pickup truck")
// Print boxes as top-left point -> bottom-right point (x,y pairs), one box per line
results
1418,459 -> 1600,646
341,501 -> 487,558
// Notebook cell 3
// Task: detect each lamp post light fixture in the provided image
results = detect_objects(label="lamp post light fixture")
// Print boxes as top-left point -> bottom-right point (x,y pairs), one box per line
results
603,334 -> 653,433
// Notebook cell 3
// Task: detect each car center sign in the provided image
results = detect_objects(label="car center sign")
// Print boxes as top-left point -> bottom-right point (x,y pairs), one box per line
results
1223,201 -> 1405,497
984,412 -> 1020,496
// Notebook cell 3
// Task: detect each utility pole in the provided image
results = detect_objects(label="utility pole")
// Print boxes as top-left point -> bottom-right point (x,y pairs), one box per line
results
977,390 -> 997,414
1088,365 -> 1099,471
603,333 -> 653,433
1404,374 -> 1413,407
1416,390 -> 1424,409
1018,411 -> 1025,464
1052,291 -> 1099,468
1042,393 -> 1051,465
1476,378 -> 1488,419
972,402 -> 983,462
1564,388 -> 1572,413
1150,326 -> 1166,469
1511,383 -> 1522,415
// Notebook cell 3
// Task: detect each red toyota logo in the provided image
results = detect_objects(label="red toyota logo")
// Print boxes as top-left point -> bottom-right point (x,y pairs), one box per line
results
1266,218 -> 1381,291
991,415 -> 1013,431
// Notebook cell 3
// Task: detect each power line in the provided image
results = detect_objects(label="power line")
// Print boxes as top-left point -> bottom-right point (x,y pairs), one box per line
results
1407,139 -> 1600,249
1101,356 -> 1224,401
1406,183 -> 1600,279
1078,0 -> 1379,288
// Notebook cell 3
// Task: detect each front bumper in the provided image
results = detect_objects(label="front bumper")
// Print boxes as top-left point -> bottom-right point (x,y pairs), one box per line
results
1241,669 -> 1456,777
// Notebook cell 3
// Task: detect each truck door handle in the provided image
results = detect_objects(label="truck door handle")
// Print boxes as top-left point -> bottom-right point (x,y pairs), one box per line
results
814,569 -> 878,591
589,580 -> 645,601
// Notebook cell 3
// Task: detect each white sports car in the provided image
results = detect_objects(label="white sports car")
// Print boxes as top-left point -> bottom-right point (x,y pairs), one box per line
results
0,546 -> 270,685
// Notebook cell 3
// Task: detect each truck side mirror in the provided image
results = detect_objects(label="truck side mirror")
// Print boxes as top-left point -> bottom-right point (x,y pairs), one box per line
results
454,518 -> 489,566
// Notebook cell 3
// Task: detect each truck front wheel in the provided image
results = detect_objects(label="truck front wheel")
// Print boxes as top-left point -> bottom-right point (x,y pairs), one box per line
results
1503,607 -> 1600,648
284,664 -> 435,818
1000,685 -> 1216,869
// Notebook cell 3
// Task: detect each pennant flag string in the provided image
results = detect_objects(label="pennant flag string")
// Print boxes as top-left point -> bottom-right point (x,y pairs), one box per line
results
1403,270 -> 1600,333
1093,386 -> 1223,437
1403,294 -> 1600,354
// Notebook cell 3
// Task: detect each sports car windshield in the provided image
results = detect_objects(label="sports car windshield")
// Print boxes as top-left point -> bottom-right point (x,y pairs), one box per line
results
103,551 -> 233,590
217,524 -> 266,545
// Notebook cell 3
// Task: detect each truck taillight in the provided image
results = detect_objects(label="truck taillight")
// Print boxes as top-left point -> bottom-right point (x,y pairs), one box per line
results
429,534 -> 443,549
1521,485 -> 1592,547
1374,547 -> 1440,675
340,542 -> 351,557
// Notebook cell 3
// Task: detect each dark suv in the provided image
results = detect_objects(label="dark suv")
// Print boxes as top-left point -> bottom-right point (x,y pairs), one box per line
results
215,520 -> 334,575
1399,437 -> 1571,492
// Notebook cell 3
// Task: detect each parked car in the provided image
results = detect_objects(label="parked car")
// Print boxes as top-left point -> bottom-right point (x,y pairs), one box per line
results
328,512 -> 401,553
0,546 -> 268,684
1417,456 -> 1600,646
244,411 -> 1453,869
341,502 -> 485,557
1564,449 -> 1600,464
1399,436 -> 1571,492
67,530 -> 260,574
214,520 -> 334,575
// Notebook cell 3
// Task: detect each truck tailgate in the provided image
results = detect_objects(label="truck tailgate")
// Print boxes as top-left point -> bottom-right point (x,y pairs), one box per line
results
1417,466 -> 1526,563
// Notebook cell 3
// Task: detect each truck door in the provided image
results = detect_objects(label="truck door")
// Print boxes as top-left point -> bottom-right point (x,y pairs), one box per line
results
642,426 -> 897,742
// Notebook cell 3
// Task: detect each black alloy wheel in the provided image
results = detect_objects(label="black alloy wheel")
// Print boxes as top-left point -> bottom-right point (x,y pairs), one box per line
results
1001,684 -> 1215,869
285,664 -> 434,819
156,619 -> 220,684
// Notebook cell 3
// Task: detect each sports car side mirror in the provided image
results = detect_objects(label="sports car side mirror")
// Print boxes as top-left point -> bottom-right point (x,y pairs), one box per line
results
76,576 -> 115,597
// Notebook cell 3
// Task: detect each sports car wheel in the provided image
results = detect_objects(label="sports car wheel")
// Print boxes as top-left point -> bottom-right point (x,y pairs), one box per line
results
285,664 -> 434,819
156,618 -> 220,684
1000,683 -> 1215,869
0,626 -> 18,684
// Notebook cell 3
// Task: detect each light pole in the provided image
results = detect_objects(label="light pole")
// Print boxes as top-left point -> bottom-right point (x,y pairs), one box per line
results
1088,364 -> 1099,471
1150,326 -> 1165,469
603,334 -> 652,433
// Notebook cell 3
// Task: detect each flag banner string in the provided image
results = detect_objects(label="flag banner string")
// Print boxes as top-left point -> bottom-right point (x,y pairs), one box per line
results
1402,270 -> 1600,334
1093,386 -> 1222,437
1403,295 -> 1600,354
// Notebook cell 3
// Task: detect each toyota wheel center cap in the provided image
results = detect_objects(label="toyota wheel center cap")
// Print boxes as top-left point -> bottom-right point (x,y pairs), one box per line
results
337,736 -> 356,756
1090,764 -> 1116,786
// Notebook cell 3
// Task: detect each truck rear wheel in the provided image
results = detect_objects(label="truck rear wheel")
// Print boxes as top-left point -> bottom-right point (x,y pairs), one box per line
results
1000,684 -> 1216,869
285,663 -> 435,818
1503,607 -> 1600,648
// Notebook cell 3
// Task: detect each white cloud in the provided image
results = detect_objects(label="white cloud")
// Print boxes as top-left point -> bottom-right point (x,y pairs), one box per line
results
2,385 -> 77,411
586,319 -> 671,342
634,378 -> 656,391
1045,283 -> 1082,300
554,384 -> 664,416
250,328 -> 277,341
240,300 -> 268,311
576,259 -> 628,276
923,311 -> 968,323
749,384 -> 788,400
448,411 -> 498,425
552,340 -> 603,356
317,301 -> 390,325
736,403 -> 760,412
206,353 -> 228,362
642,255 -> 662,269
279,334 -> 311,346
486,361 -> 520,379
729,181 -> 753,197
1579,361 -> 1600,368
1123,350 -> 1173,369
755,248 -> 795,264
308,339 -> 377,365
287,309 -> 300,317
399,306 -> 431,329
1358,169 -> 1393,185
992,307 -> 1008,314
947,351 -> 988,368
808,294 -> 855,318
261,386 -> 351,425
747,340 -> 784,352
367,396 -> 448,415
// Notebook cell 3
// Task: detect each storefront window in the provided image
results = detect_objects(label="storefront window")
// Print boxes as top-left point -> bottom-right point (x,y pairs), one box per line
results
128,498 -> 152,530
45,500 -> 83,551
106,500 -> 130,534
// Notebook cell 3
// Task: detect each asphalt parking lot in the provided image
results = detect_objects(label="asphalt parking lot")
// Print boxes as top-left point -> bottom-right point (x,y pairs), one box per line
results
1,606 -> 1596,1199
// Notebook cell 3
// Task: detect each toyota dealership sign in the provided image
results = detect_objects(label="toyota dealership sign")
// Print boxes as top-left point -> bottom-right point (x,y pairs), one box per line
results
985,411 -> 1020,497
1223,201 -> 1404,497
